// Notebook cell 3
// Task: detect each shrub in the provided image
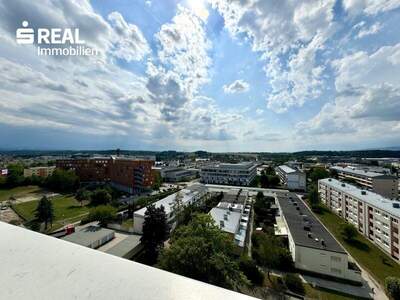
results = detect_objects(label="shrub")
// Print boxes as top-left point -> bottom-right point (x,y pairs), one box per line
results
283,273 -> 305,295
86,205 -> 117,226
385,277 -> 400,300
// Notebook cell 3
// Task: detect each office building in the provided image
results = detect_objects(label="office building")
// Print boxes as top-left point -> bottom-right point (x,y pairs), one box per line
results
275,192 -> 362,283
319,178 -> 400,262
133,184 -> 207,234
160,167 -> 197,182
23,166 -> 56,178
200,162 -> 257,186
275,165 -> 306,191
56,156 -> 155,194
330,166 -> 398,199
210,190 -> 251,247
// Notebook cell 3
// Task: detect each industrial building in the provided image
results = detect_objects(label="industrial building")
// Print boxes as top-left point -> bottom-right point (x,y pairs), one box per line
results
275,165 -> 306,191
133,184 -> 208,234
56,156 -> 155,194
210,190 -> 251,247
275,192 -> 362,283
62,226 -> 115,249
0,221 -> 256,300
330,166 -> 398,199
23,166 -> 55,178
319,178 -> 400,262
200,162 -> 257,186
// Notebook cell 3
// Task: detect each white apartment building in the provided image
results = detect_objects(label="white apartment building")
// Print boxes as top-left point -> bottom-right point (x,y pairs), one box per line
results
275,165 -> 306,191
330,166 -> 398,199
319,178 -> 400,262
210,190 -> 251,247
275,191 -> 362,283
133,184 -> 207,234
200,162 -> 257,186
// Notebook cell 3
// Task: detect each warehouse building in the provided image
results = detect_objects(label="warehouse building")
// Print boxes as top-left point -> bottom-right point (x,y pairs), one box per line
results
319,178 -> 400,262
62,226 -> 115,249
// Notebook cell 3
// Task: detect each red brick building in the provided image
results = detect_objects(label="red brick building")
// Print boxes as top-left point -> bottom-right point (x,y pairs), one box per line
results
56,156 -> 155,194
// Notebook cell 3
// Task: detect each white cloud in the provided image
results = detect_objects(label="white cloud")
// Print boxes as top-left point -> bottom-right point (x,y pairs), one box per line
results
212,0 -> 336,112
255,108 -> 263,115
223,79 -> 249,94
356,22 -> 383,39
343,0 -> 400,16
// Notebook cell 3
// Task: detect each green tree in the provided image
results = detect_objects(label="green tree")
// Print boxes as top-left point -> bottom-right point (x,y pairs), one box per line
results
141,204 -> 169,265
308,167 -> 329,183
158,214 -> 248,290
90,189 -> 112,206
5,163 -> 25,187
385,277 -> 400,300
341,223 -> 358,241
171,191 -> 185,226
239,256 -> 265,286
308,187 -> 320,211
268,175 -> 280,187
45,169 -> 79,192
87,205 -> 117,226
76,188 -> 91,206
152,172 -> 162,190
283,273 -> 305,295
260,172 -> 269,188
35,196 -> 54,230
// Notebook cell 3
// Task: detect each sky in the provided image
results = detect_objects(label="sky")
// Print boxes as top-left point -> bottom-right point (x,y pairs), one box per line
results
0,0 -> 399,152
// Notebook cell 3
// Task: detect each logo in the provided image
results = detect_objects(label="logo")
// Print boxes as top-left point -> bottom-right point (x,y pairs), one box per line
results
16,21 -> 99,56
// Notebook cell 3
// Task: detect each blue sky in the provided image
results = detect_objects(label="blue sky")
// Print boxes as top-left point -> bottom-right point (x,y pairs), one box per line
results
0,0 -> 399,152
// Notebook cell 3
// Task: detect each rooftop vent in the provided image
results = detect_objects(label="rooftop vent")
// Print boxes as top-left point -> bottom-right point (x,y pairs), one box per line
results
328,178 -> 332,181
307,232 -> 312,238
361,191 -> 367,195
341,183 -> 346,187
315,238 -> 319,242
321,239 -> 326,247
220,220 -> 224,228
223,214 -> 228,221
296,206 -> 300,211
304,225 -> 311,231
393,203 -> 400,209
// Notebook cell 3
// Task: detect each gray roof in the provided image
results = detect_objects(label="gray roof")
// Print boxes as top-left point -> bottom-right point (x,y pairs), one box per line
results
202,162 -> 256,170
106,235 -> 142,258
62,226 -> 114,247
330,166 -> 394,178
320,178 -> 400,218
276,192 -> 346,254
277,165 -> 297,174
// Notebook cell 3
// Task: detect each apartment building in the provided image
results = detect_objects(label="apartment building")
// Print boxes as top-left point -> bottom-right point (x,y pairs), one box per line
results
56,156 -> 155,194
319,178 -> 400,262
133,184 -> 207,234
23,166 -> 56,178
331,166 -> 398,199
275,192 -> 362,283
210,189 -> 251,247
200,162 -> 257,186
275,165 -> 306,191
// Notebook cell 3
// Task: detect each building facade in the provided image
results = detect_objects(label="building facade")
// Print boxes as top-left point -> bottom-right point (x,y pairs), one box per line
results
275,165 -> 306,191
23,166 -> 56,178
330,166 -> 398,199
56,156 -> 155,194
319,178 -> 400,262
200,162 -> 257,186
275,191 -> 362,283
160,167 -> 197,182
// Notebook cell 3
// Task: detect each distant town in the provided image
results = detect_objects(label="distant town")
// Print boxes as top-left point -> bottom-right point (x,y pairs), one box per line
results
1,149 -> 400,299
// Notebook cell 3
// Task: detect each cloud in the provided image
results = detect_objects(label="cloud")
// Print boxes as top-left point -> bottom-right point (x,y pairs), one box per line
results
356,22 -> 383,39
297,43 -> 400,139
212,0 -> 336,112
223,79 -> 249,94
343,0 -> 400,16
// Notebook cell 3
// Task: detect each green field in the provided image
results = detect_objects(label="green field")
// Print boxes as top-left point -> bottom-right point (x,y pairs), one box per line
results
305,284 -> 366,300
0,185 -> 43,202
315,206 -> 400,286
12,195 -> 89,231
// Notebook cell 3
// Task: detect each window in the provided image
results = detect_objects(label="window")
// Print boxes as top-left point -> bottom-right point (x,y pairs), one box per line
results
331,256 -> 341,262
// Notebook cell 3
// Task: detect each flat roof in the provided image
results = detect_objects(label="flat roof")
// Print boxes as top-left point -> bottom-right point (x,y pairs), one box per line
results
320,178 -> 400,218
0,222 -> 255,300
276,192 -> 346,254
134,185 -> 206,217
277,165 -> 297,174
202,162 -> 256,170
62,226 -> 114,247
210,207 -> 241,234
331,166 -> 387,178
106,235 -> 142,258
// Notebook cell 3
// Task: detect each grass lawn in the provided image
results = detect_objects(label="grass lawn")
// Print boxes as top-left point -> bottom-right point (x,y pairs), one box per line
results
315,206 -> 400,286
12,195 -> 89,231
0,185 -> 43,202
305,284 -> 365,300
121,218 -> 134,230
